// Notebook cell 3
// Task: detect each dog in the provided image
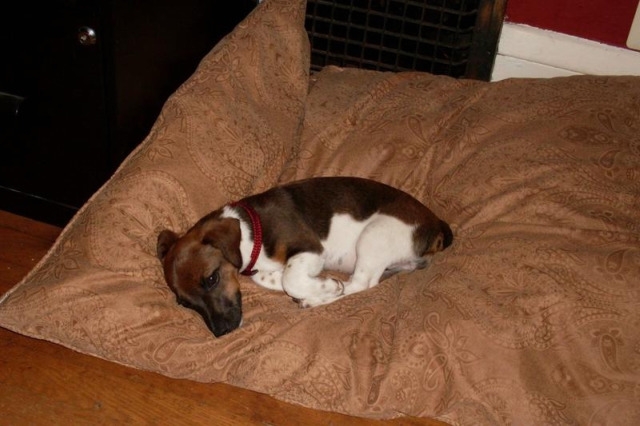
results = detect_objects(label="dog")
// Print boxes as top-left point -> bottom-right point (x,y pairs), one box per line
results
157,177 -> 453,337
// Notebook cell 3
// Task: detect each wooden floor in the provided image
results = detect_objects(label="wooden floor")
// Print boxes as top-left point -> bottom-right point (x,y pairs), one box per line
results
0,210 -> 448,425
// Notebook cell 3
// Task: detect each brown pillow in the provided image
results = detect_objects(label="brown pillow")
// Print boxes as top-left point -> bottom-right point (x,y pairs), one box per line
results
0,0 -> 312,383
2,0 -> 640,423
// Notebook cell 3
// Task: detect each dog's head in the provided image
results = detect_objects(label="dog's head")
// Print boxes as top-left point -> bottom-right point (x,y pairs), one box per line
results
156,213 -> 243,337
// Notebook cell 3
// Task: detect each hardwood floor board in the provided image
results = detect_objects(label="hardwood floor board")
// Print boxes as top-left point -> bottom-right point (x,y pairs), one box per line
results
0,227 -> 55,267
0,210 -> 61,241
0,210 -> 61,293
0,260 -> 29,289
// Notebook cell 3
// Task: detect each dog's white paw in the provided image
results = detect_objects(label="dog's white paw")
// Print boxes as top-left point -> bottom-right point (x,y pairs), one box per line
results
296,294 -> 344,308
252,270 -> 283,291
327,277 -> 345,296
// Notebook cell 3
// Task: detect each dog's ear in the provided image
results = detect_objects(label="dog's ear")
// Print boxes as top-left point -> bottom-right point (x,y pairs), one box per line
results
202,218 -> 243,269
157,229 -> 179,260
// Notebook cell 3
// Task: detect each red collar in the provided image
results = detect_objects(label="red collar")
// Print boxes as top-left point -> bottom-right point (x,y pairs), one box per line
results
229,201 -> 262,276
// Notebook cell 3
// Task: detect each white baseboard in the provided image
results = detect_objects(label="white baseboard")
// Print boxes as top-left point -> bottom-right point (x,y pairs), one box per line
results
491,23 -> 640,81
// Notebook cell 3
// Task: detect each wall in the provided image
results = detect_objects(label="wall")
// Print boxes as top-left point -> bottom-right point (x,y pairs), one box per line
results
505,0 -> 639,48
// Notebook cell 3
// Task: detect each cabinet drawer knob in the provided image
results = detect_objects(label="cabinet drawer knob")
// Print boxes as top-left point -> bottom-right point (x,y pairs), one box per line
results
78,26 -> 97,46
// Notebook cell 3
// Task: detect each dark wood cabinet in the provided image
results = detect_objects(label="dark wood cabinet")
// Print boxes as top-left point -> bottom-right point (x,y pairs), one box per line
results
0,0 -> 255,225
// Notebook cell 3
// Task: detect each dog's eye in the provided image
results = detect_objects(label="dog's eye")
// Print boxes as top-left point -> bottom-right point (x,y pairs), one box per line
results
202,269 -> 220,291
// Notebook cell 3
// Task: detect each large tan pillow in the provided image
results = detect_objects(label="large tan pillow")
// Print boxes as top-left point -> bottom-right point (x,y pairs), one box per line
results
291,67 -> 640,424
2,0 -> 640,423
0,0 -> 311,383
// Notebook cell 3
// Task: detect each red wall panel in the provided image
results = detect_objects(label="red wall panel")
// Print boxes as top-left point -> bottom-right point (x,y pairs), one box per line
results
506,0 -> 639,48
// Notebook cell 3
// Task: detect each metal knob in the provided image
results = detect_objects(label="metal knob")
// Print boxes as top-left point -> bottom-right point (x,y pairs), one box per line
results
78,26 -> 97,46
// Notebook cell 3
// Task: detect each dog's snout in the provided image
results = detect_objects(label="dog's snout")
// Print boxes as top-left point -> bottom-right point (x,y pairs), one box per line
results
183,291 -> 242,337
210,320 -> 234,337
208,306 -> 242,337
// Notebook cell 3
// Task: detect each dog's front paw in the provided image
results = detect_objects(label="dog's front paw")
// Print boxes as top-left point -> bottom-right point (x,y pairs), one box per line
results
297,298 -> 312,309
252,270 -> 284,291
297,298 -> 322,309
295,294 -> 344,309
330,278 -> 345,296
291,297 -> 315,309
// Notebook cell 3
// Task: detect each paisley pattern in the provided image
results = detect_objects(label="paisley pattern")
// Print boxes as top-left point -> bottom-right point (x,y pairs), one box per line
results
1,1 -> 640,424
88,170 -> 194,273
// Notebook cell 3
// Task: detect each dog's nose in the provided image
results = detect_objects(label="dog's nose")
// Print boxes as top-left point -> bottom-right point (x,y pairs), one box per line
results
211,320 -> 236,337
200,293 -> 242,337
208,313 -> 242,337
212,323 -> 230,337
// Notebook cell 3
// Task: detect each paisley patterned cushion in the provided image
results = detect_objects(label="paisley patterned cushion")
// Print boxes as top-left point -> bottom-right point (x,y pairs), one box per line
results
1,0 -> 640,424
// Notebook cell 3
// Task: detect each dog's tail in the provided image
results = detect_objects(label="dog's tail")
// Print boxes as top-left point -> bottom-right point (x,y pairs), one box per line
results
440,220 -> 453,249
415,219 -> 454,256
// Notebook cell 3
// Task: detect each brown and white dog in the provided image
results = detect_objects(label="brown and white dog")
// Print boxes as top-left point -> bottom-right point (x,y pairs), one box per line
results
157,177 -> 452,337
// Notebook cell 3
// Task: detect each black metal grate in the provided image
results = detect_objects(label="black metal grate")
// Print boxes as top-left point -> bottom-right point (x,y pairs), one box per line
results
305,0 -> 484,78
